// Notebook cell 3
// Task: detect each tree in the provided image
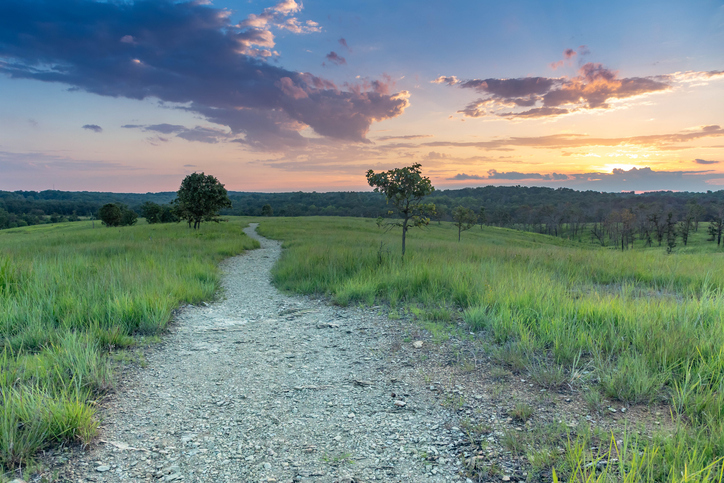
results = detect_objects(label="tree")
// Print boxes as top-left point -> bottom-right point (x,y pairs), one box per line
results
120,207 -> 138,226
99,203 -> 137,227
678,217 -> 692,246
174,173 -> 232,229
261,204 -> 273,216
98,203 -> 122,227
140,201 -> 162,224
478,206 -> 487,229
366,163 -> 435,257
452,206 -> 477,241
665,212 -> 677,254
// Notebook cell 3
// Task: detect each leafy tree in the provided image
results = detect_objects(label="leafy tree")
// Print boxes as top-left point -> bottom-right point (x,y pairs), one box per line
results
452,206 -> 477,241
665,212 -> 677,254
141,202 -> 178,224
98,203 -> 122,227
708,207 -> 724,246
175,173 -> 232,229
120,207 -> 138,226
478,206 -> 487,229
678,217 -> 692,246
366,163 -> 435,257
261,204 -> 273,216
99,203 -> 137,227
140,201 -> 162,224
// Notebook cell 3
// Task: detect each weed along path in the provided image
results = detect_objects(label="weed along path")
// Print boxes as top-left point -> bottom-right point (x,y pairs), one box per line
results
56,224 -> 467,483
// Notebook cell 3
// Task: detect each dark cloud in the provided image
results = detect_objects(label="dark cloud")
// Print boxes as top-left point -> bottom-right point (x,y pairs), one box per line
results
695,158 -> 720,164
82,124 -> 103,133
123,123 -> 230,144
324,51 -> 346,66
448,173 -> 486,180
486,170 -> 569,181
338,38 -> 350,51
0,0 -> 408,148
444,166 -> 724,192
434,60 -> 723,119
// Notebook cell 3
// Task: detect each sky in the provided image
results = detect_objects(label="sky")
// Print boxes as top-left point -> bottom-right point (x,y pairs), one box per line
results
0,0 -> 723,193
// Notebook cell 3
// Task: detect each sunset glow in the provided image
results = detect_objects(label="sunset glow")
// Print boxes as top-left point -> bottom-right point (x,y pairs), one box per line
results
0,0 -> 722,193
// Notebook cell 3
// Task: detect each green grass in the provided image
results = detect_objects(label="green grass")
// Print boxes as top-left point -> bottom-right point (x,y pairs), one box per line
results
254,215 -> 724,482
0,219 -> 258,471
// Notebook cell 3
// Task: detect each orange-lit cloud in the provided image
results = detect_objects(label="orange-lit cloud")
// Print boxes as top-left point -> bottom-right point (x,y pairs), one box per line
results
434,60 -> 723,119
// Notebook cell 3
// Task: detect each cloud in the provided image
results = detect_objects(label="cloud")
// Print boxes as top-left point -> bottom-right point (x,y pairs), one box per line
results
549,45 -> 588,70
122,124 -> 231,144
448,173 -> 486,180
82,124 -> 103,133
443,166 -> 724,192
338,38 -> 350,51
434,59 -> 723,119
486,170 -> 569,180
422,125 -> 724,151
376,134 -> 433,141
0,150 -> 138,172
694,158 -> 720,164
0,0 -> 409,148
324,51 -> 346,66
432,76 -> 459,86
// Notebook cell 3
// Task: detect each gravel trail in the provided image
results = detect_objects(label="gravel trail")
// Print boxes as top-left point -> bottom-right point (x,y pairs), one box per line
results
56,224 -> 469,483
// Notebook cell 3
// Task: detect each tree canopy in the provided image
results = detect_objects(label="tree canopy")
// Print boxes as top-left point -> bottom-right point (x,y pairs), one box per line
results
175,173 -> 232,229
366,163 -> 435,257
452,205 -> 478,241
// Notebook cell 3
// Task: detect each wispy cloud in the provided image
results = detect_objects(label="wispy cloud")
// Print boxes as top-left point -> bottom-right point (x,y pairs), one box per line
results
694,158 -> 720,164
0,0 -> 408,148
324,51 -> 346,66
82,124 -> 103,133
423,125 -> 724,151
122,124 -> 232,144
376,134 -> 433,141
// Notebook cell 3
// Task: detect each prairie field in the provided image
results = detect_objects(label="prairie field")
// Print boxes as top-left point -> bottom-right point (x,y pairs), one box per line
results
255,216 -> 724,482
0,220 -> 258,471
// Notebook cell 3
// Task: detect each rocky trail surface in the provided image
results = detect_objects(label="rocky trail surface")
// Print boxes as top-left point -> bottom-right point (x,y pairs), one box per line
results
52,224 -> 475,483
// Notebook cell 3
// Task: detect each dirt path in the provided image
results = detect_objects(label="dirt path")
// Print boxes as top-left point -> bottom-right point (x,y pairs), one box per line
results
54,224 -> 470,483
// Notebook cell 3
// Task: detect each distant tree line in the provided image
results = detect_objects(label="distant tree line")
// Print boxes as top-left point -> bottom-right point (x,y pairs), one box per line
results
3,186 -> 724,244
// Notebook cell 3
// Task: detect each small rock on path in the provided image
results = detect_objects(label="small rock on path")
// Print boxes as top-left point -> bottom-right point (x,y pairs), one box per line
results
55,224 -> 465,482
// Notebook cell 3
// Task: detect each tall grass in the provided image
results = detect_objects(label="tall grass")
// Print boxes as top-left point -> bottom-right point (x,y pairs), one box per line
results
0,220 -> 258,470
256,216 -> 724,481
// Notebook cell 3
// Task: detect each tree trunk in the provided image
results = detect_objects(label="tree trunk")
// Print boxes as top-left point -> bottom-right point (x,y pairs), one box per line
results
458,225 -> 461,242
401,217 -> 408,257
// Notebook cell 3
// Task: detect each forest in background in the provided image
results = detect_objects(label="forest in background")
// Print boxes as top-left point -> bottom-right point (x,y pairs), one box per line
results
2,186 -> 724,246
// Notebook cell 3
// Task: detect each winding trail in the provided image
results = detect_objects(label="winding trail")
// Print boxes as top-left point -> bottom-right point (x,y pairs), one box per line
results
57,224 -> 468,483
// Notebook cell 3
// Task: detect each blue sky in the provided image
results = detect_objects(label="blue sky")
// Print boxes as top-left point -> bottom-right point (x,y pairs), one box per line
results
1,0 -> 723,192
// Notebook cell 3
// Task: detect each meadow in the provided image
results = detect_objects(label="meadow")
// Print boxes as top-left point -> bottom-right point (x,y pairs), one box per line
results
0,220 -> 258,472
255,216 -> 724,482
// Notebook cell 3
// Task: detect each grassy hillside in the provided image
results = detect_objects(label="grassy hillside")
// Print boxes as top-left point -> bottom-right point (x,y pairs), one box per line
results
0,220 -> 258,471
256,216 -> 724,482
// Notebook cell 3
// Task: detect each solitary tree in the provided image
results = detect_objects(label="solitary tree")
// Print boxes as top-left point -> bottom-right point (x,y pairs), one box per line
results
452,206 -> 477,241
98,203 -> 122,227
175,173 -> 232,229
261,204 -> 274,216
366,163 -> 435,257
